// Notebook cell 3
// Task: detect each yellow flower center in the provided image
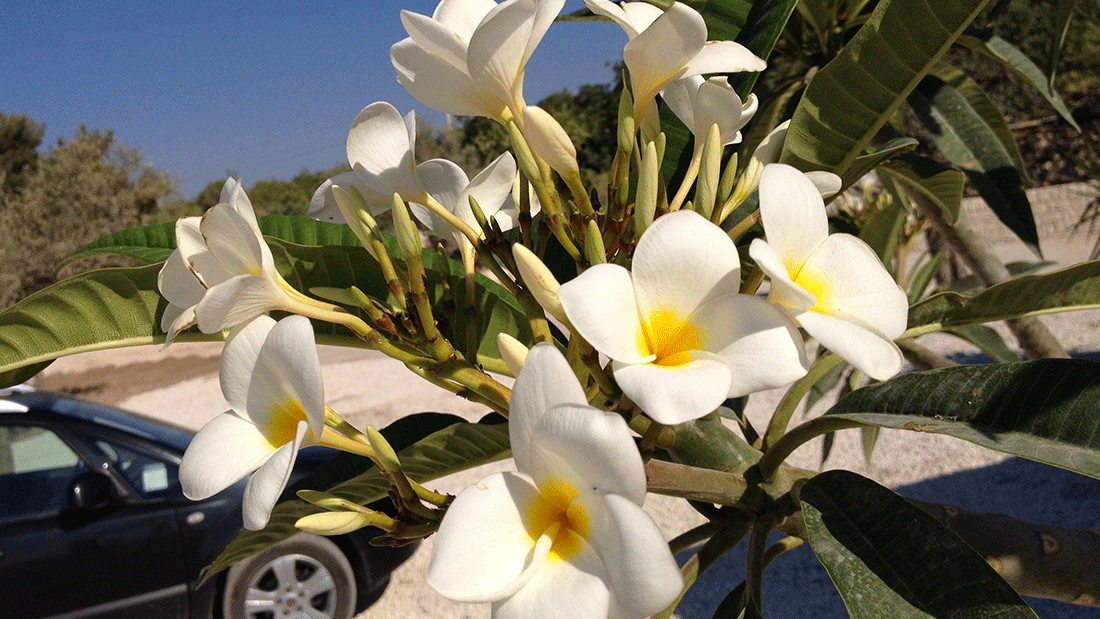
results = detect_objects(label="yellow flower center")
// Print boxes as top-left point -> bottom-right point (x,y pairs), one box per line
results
791,265 -> 830,313
637,307 -> 703,367
524,478 -> 590,562
264,399 -> 310,449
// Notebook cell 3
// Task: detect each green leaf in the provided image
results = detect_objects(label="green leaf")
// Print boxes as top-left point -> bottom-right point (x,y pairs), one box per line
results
0,265 -> 173,388
825,359 -> 1100,479
1048,0 -> 1081,93
801,470 -> 1039,619
0,247 -> 528,389
780,0 -> 991,175
942,324 -> 1019,363
907,258 -> 1100,331
908,64 -> 1038,252
203,418 -> 512,579
943,260 -> 1056,297
957,29 -> 1079,130
878,153 -> 965,224
905,250 -> 946,306
699,0 -> 800,98
60,222 -> 177,268
840,138 -> 918,192
63,216 -> 369,267
858,193 -> 907,266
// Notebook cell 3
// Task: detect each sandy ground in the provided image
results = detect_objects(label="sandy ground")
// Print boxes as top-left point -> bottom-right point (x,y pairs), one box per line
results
32,230 -> 1100,618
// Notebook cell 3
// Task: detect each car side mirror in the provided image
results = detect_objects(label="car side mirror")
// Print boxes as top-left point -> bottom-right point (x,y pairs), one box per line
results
68,469 -> 116,511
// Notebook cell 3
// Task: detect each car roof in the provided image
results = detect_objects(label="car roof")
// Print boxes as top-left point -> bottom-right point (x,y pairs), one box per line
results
3,391 -> 195,452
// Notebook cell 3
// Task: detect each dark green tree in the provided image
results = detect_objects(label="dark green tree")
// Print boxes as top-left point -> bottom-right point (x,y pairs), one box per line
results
0,112 -> 46,195
0,125 -> 175,306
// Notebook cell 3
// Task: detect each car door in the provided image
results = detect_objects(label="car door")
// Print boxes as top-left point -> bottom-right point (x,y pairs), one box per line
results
0,419 -> 190,619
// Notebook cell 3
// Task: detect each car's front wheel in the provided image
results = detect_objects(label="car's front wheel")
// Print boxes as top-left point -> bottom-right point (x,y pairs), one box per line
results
221,533 -> 356,619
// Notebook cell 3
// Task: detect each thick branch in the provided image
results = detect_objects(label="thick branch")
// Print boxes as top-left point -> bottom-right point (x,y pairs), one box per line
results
908,189 -> 1068,359
915,501 -> 1100,606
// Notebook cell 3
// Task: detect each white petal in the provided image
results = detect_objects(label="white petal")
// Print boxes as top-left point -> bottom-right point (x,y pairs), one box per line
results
681,40 -> 766,77
660,75 -> 702,134
242,421 -> 307,530
688,294 -> 809,396
750,120 -> 790,167
748,238 -> 817,311
346,102 -> 424,202
796,310 -> 904,381
247,315 -> 326,438
192,273 -> 286,333
179,412 -> 272,500
158,249 -> 205,320
308,172 -> 373,224
467,0 -> 540,115
465,151 -> 518,221
805,170 -> 843,197
220,315 -> 277,414
797,233 -> 909,339
558,263 -> 651,364
492,538 -> 610,619
430,0 -> 499,40
510,343 -> 589,473
220,178 -> 260,230
200,204 -> 266,277
624,2 -> 706,113
391,39 -> 488,117
427,472 -> 549,602
415,158 -> 471,239
586,492 -> 683,618
527,404 -> 646,505
583,0 -> 662,39
400,8 -> 470,72
612,352 -> 733,425
758,163 -> 829,270
160,304 -> 196,345
631,210 -> 740,325
694,77 -> 747,146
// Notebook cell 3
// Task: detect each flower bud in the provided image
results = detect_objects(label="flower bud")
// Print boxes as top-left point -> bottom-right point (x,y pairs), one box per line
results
496,333 -> 530,377
523,105 -> 580,179
512,243 -> 568,325
694,123 -> 722,219
635,139 -> 659,234
296,510 -> 393,536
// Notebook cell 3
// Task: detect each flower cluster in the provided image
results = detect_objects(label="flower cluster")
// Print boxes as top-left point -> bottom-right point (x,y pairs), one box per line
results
159,1 -> 909,617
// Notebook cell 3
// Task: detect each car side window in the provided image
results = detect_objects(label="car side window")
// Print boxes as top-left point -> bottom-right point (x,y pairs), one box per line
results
0,424 -> 86,520
92,439 -> 179,499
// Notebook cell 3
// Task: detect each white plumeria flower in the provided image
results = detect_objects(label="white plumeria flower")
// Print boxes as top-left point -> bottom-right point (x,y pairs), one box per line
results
748,164 -> 909,380
391,0 -> 566,123
559,210 -> 808,425
179,315 -> 325,530
409,152 -> 522,250
158,178 -> 304,344
309,101 -> 432,223
427,343 -> 683,619
662,75 -> 758,155
584,0 -> 765,137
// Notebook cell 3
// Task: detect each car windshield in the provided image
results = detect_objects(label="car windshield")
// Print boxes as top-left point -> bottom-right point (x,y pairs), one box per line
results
12,394 -> 195,451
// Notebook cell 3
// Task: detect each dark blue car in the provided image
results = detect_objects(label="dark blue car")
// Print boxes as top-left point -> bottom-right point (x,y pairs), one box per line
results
0,389 -> 415,619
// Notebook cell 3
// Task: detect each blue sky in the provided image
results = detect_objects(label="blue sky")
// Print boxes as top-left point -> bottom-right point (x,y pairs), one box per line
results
2,1 -> 626,199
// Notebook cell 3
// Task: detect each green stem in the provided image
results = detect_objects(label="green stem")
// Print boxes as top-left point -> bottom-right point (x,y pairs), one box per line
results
758,416 -> 866,482
762,352 -> 843,450
667,147 -> 702,212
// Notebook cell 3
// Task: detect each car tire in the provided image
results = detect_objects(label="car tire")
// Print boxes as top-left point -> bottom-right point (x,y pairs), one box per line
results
221,533 -> 356,619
